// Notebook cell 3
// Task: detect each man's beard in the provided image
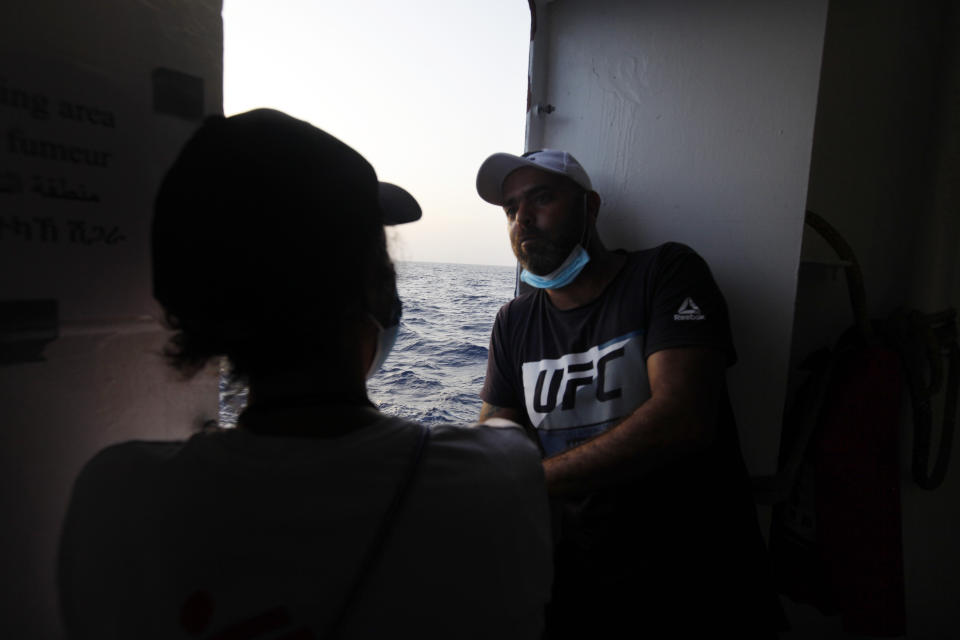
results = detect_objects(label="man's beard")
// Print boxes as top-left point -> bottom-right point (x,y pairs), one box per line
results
512,224 -> 583,276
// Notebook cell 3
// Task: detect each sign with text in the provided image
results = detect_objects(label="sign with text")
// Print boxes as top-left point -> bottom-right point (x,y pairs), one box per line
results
0,52 -> 173,324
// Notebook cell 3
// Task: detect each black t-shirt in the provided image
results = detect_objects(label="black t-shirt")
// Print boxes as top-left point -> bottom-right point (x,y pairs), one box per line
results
481,243 -> 783,632
482,242 -> 736,456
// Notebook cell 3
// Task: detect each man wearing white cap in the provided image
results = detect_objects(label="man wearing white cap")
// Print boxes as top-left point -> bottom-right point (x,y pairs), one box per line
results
475,150 -> 783,637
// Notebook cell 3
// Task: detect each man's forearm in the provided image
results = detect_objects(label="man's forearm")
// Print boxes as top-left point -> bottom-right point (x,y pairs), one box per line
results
543,396 -> 715,497
543,347 -> 725,497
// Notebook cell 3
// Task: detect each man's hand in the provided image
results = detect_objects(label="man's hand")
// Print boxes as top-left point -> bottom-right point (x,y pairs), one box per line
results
478,402 -> 523,424
543,346 -> 726,497
477,402 -> 544,451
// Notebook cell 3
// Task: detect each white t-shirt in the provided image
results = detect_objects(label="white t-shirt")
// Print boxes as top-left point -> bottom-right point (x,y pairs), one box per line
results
59,412 -> 552,639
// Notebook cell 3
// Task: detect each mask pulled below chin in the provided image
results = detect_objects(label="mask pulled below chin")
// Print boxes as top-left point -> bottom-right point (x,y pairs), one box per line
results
520,244 -> 591,289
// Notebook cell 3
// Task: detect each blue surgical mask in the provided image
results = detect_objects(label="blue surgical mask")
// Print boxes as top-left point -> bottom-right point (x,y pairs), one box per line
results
520,244 -> 591,289
365,315 -> 399,379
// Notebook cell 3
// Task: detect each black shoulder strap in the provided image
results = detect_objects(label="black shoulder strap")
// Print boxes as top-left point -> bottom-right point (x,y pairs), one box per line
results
323,424 -> 431,638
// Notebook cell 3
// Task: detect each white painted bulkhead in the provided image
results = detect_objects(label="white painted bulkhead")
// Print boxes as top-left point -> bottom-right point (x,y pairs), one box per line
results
0,2 -> 223,637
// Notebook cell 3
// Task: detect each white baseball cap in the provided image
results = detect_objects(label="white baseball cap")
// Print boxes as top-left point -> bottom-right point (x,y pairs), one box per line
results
476,149 -> 593,206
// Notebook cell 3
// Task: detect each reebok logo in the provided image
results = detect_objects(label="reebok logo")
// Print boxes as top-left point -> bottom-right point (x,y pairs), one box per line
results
674,297 -> 705,321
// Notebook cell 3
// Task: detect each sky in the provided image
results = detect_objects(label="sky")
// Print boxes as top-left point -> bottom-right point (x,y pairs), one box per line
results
222,0 -> 530,266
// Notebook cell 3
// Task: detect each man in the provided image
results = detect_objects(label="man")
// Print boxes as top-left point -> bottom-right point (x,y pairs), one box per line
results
475,150 -> 783,637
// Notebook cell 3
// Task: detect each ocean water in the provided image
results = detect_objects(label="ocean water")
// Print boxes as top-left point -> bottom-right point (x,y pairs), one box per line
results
219,261 -> 518,426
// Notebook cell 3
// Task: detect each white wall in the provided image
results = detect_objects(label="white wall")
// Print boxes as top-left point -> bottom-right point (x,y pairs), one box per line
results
526,0 -> 829,475
0,2 -> 222,637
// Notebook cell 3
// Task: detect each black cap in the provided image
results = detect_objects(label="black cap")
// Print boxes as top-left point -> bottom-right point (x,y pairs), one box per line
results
152,109 -> 416,337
